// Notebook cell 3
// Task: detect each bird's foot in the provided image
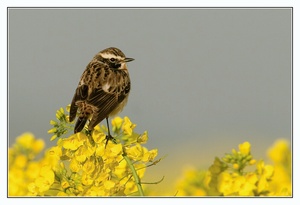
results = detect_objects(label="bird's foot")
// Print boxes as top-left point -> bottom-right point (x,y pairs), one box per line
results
105,134 -> 117,148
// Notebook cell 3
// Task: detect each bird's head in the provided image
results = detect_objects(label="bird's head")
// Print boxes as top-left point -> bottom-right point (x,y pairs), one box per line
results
95,47 -> 134,70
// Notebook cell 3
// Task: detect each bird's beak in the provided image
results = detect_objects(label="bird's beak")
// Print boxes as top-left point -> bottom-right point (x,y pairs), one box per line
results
124,57 -> 134,62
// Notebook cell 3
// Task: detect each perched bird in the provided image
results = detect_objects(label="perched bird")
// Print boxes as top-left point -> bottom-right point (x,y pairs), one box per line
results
69,47 -> 134,143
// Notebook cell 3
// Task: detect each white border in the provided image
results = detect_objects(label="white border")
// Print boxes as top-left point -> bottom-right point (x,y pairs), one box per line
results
2,1 -> 298,205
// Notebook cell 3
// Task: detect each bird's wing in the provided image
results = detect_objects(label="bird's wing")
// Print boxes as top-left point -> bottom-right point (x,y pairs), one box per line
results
86,87 -> 120,130
69,84 -> 89,122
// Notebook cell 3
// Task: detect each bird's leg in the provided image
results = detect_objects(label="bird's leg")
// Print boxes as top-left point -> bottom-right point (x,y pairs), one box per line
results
105,117 -> 116,148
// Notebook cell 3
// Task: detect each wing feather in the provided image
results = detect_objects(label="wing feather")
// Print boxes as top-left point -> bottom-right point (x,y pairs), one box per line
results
86,88 -> 121,130
69,84 -> 88,122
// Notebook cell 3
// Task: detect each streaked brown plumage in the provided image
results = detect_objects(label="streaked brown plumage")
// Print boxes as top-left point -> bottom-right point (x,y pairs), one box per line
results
69,47 -> 134,135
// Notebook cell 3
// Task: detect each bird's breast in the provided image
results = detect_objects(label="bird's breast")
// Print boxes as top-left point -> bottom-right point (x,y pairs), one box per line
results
109,95 -> 129,117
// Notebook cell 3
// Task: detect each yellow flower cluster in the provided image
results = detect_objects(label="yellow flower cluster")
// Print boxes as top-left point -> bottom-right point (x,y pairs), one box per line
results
9,106 -> 159,196
176,141 -> 291,196
8,133 -> 45,196
48,105 -> 74,141
267,139 -> 292,195
176,169 -> 210,196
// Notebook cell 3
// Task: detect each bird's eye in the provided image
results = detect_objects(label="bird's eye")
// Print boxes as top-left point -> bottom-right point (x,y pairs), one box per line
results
110,58 -> 116,62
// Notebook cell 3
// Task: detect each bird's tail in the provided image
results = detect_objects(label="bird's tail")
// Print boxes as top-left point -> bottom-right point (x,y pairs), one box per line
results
74,117 -> 88,133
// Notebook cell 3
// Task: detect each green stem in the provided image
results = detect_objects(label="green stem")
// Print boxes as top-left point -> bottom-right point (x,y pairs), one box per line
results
141,176 -> 165,184
122,154 -> 144,196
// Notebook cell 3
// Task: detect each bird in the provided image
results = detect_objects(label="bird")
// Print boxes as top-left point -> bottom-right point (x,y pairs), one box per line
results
69,47 -> 134,145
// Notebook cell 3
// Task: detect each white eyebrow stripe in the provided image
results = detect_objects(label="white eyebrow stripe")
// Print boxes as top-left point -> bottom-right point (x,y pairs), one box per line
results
100,53 -> 123,60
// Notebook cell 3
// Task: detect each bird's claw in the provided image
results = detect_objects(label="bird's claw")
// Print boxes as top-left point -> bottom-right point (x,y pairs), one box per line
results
105,134 -> 116,148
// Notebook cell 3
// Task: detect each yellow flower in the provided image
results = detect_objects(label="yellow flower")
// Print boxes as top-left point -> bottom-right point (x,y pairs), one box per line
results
217,172 -> 232,195
82,173 -> 94,186
232,174 -> 256,196
239,141 -> 251,155
66,104 -> 71,113
239,181 -> 255,196
47,128 -> 57,134
16,132 -> 35,149
263,165 -> 274,179
9,169 -> 26,196
26,162 -> 41,180
115,159 -> 127,178
137,131 -> 148,144
9,114 -> 159,196
257,176 -> 269,194
249,159 -> 256,165
28,182 -> 38,196
57,191 -> 69,196
49,145 -> 62,157
233,163 -> 239,170
209,157 -> 224,174
122,116 -> 136,136
104,180 -> 115,190
135,163 -> 146,178
112,116 -> 123,132
91,130 -> 106,144
170,140 -> 292,197
142,148 -> 158,162
95,172 -> 110,186
32,139 -> 45,154
95,144 -> 106,157
14,155 -> 27,168
231,175 -> 245,193
82,157 -> 96,174
126,144 -> 144,161
62,133 -> 85,150
124,180 -> 138,195
194,188 -> 207,196
50,120 -> 57,125
256,160 -> 274,179
232,148 -> 237,155
45,146 -> 62,168
35,177 -> 51,193
75,146 -> 89,162
245,173 -> 258,185
70,158 -> 81,172
110,143 -> 123,157
40,166 -> 54,179
56,107 -> 65,120
50,135 -> 58,141
267,139 -> 291,196
256,160 -> 265,175
85,186 -> 101,196
35,166 -> 55,193
61,180 -> 70,189
267,139 -> 290,164
65,115 -> 71,123
270,166 -> 291,196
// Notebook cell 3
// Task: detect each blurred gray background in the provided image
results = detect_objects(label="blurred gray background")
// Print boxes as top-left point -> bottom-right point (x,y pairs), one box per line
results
8,8 -> 291,194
